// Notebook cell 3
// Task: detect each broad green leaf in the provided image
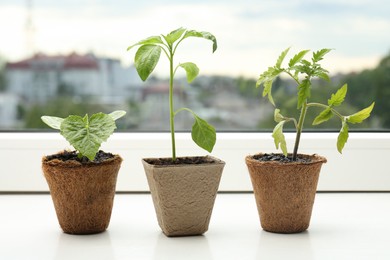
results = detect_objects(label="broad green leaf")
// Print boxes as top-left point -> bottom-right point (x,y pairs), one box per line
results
134,44 -> 161,81
337,121 -> 349,153
164,27 -> 186,45
275,47 -> 290,68
127,36 -> 163,51
183,30 -> 218,53
312,48 -> 332,62
274,109 -> 285,123
347,102 -> 375,124
328,84 -> 348,107
272,121 -> 288,156
191,113 -> 216,153
109,110 -> 127,121
297,78 -> 311,108
313,107 -> 333,125
61,113 -> 116,161
41,116 -> 64,130
288,50 -> 310,67
179,62 -> 199,83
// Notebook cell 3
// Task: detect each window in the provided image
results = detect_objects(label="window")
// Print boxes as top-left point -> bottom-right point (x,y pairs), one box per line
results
0,0 -> 388,131
0,1 -> 389,192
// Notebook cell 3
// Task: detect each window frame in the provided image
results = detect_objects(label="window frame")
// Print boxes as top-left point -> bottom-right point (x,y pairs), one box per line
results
1,132 -> 389,192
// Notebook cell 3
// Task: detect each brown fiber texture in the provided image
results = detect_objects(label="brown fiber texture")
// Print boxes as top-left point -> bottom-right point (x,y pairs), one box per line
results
142,156 -> 225,237
42,153 -> 122,235
246,153 -> 327,234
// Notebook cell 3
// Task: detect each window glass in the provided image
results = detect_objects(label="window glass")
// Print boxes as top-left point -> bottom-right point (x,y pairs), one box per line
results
0,0 -> 388,131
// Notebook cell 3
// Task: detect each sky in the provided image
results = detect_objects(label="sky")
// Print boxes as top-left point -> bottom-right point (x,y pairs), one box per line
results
0,0 -> 389,78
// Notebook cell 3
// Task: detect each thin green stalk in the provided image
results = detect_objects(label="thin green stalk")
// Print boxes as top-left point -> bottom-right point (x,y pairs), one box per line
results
169,48 -> 176,161
292,101 -> 308,160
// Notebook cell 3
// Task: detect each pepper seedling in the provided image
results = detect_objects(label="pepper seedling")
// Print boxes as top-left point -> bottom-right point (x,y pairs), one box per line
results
127,27 -> 217,161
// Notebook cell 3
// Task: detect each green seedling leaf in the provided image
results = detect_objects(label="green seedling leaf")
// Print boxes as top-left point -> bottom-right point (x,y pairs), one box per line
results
164,27 -> 186,45
272,121 -> 288,156
179,62 -> 199,83
297,78 -> 311,108
61,113 -> 117,161
313,107 -> 333,125
191,113 -> 216,153
127,36 -> 163,51
41,116 -> 64,130
274,109 -> 285,123
337,120 -> 349,153
275,47 -> 290,69
313,67 -> 330,82
312,48 -> 332,63
183,30 -> 218,53
109,110 -> 127,121
328,84 -> 348,107
288,49 -> 310,67
347,102 -> 375,124
257,66 -> 283,106
134,44 -> 162,81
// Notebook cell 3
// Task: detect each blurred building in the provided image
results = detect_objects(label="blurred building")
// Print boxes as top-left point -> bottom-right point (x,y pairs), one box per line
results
5,52 -> 141,103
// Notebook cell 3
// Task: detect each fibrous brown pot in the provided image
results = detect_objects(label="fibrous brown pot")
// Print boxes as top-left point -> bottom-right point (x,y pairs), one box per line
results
245,153 -> 327,234
42,152 -> 122,235
142,156 -> 225,237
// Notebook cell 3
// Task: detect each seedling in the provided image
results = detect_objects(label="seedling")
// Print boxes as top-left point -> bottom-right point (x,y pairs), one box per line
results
127,27 -> 217,161
41,110 -> 126,161
256,48 -> 374,160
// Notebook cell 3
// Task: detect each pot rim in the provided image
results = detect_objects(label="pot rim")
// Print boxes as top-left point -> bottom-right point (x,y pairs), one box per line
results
142,155 -> 225,168
42,151 -> 122,168
245,153 -> 327,166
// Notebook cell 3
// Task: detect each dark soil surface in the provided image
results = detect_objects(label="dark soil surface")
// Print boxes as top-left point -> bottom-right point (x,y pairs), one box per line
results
144,156 -> 217,166
253,153 -> 312,163
45,150 -> 115,164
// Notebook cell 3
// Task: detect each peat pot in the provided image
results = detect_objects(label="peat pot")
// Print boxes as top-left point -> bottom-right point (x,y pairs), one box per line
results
42,151 -> 122,235
245,153 -> 327,234
142,155 -> 225,237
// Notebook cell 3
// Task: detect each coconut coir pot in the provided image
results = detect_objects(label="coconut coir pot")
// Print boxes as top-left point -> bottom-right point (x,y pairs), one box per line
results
42,151 -> 122,235
245,153 -> 327,234
142,155 -> 225,237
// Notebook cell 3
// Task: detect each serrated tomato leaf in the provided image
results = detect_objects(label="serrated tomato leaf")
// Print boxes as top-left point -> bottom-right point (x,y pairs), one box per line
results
328,84 -> 348,107
337,121 -> 349,153
272,121 -> 288,156
275,47 -> 290,68
313,107 -> 333,125
347,102 -> 375,124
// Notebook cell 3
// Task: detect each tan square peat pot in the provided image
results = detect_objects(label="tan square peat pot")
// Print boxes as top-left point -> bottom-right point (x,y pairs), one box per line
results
42,152 -> 122,235
142,156 -> 225,237
245,153 -> 327,234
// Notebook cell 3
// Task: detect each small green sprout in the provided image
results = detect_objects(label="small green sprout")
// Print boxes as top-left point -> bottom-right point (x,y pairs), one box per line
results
41,111 -> 126,161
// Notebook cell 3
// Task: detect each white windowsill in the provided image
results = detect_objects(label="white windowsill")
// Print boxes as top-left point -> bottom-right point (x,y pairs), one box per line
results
1,193 -> 390,259
1,132 -> 389,192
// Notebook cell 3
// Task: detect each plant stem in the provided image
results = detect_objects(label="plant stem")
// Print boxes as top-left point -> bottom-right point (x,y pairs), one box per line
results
292,101 -> 308,160
169,48 -> 176,161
